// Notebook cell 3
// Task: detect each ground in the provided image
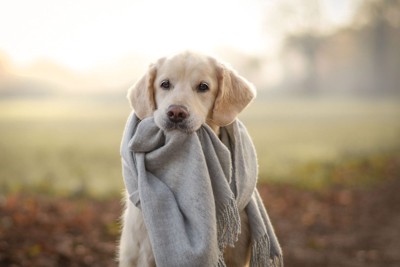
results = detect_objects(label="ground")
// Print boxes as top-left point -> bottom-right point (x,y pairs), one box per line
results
1,176 -> 399,267
262,177 -> 400,267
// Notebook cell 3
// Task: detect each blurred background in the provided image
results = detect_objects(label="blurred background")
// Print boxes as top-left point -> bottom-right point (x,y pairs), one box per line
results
0,0 -> 399,266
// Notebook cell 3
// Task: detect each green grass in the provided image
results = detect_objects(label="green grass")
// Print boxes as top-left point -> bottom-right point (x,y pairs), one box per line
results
241,97 -> 400,186
0,98 -> 130,197
0,96 -> 399,196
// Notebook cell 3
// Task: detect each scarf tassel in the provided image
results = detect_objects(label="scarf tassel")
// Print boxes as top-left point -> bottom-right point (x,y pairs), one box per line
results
217,197 -> 241,250
250,233 -> 283,267
216,253 -> 227,267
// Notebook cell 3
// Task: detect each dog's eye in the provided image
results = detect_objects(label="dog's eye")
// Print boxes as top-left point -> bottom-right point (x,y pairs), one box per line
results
197,82 -> 209,92
160,80 -> 170,90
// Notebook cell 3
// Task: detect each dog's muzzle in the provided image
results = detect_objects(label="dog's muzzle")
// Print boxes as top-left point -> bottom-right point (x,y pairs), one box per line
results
162,105 -> 194,132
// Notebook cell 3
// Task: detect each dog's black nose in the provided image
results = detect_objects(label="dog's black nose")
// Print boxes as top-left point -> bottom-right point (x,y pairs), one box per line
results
167,105 -> 189,123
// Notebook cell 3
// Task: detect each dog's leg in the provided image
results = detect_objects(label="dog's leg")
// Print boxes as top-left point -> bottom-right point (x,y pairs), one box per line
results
223,210 -> 251,267
119,193 -> 155,267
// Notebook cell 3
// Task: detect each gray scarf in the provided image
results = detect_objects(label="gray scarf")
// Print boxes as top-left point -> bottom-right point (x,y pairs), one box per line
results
121,112 -> 283,267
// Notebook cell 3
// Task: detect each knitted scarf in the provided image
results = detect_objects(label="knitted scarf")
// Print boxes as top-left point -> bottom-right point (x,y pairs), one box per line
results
121,112 -> 283,267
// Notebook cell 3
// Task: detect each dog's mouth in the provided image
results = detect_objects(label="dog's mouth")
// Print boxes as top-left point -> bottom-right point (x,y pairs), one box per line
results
157,114 -> 202,134
153,105 -> 201,134
162,120 -> 196,134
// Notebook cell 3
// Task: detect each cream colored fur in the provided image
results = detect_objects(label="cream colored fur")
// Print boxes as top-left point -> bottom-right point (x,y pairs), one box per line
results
119,51 -> 256,267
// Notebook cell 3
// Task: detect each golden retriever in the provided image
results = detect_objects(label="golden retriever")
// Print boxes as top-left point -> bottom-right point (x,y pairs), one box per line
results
119,51 -> 256,267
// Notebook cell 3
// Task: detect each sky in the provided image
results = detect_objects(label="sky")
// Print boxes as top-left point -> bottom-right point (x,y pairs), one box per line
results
0,0 -> 359,70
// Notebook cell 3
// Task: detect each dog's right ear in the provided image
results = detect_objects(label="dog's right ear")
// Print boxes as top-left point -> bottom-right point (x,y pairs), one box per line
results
127,64 -> 157,119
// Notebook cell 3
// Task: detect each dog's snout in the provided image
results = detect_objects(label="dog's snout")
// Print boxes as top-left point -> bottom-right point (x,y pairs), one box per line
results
167,105 -> 189,123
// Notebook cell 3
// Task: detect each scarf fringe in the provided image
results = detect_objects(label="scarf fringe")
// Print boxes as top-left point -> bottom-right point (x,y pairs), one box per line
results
216,252 -> 227,267
271,255 -> 284,267
217,197 -> 241,249
250,233 -> 283,267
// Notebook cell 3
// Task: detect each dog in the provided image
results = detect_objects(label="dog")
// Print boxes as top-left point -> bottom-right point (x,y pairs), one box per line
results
119,51 -> 256,267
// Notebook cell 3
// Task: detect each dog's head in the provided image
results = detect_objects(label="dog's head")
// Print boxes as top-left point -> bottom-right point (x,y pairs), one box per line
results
128,51 -> 256,133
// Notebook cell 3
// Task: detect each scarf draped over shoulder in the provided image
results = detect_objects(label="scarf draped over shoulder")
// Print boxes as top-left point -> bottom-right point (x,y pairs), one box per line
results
121,112 -> 283,267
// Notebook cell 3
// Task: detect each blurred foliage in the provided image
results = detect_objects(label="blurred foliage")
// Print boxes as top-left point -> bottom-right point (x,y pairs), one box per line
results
281,0 -> 400,95
2,176 -> 400,266
0,194 -> 120,266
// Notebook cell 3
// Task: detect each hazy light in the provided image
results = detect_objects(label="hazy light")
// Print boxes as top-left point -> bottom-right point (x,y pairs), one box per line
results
321,0 -> 360,29
0,0 -> 364,93
0,0 -> 269,70
0,0 -> 358,70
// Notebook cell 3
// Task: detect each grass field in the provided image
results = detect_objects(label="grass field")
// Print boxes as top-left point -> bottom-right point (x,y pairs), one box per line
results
242,96 -> 400,187
0,95 -> 399,196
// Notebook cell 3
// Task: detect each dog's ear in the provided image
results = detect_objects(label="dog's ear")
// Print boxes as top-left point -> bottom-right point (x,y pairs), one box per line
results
212,63 -> 256,126
127,64 -> 157,119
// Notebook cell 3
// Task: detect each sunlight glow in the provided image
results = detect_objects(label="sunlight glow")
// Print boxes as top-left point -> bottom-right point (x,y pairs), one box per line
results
0,0 -> 268,70
0,0 -> 361,92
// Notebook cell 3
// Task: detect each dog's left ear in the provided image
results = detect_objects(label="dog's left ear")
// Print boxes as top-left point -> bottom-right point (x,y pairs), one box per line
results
212,63 -> 256,126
